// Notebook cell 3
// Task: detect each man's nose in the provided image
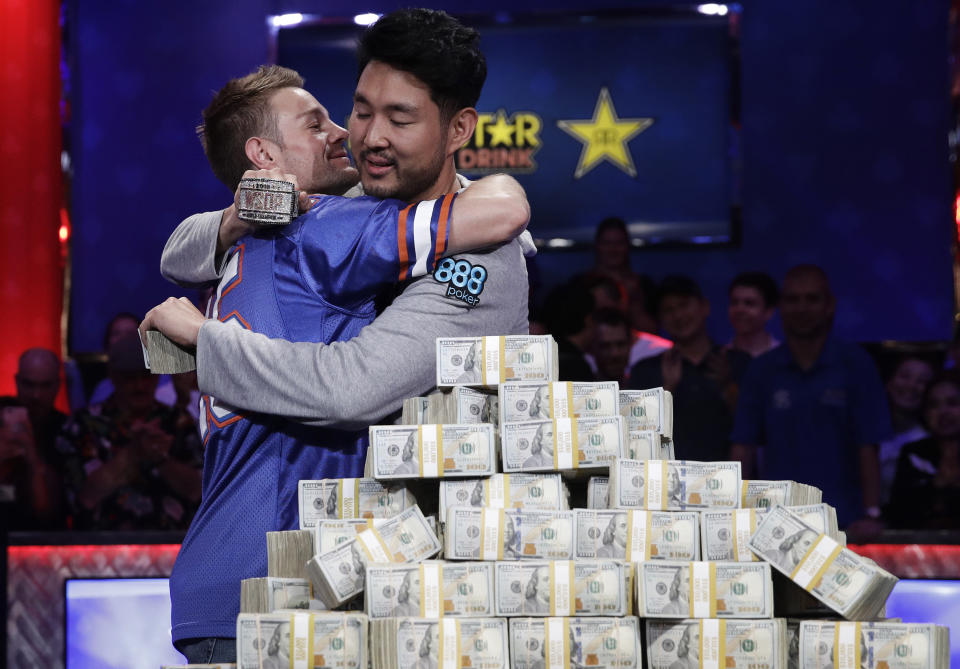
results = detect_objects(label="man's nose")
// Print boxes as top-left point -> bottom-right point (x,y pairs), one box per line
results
362,116 -> 390,148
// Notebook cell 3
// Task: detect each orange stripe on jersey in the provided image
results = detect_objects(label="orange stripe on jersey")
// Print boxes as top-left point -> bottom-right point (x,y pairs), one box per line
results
219,243 -> 245,300
397,203 -> 414,281
433,193 -> 454,266
205,398 -> 245,429
219,310 -> 251,329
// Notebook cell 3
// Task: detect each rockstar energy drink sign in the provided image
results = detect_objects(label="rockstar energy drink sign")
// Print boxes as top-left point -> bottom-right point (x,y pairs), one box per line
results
456,109 -> 542,173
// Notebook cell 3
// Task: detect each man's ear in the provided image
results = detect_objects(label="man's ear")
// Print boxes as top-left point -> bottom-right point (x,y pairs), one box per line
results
244,136 -> 279,169
446,107 -> 478,157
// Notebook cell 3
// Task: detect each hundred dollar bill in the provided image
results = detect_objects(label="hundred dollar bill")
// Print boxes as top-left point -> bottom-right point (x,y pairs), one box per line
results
314,518 -> 383,555
241,577 -> 313,613
297,478 -> 417,529
574,509 -> 699,561
701,504 -> 840,562
748,505 -> 897,620
425,386 -> 499,426
609,458 -> 741,510
509,617 -> 642,669
646,618 -> 788,669
636,560 -> 774,618
741,480 -> 823,508
799,620 -> 950,669
494,560 -> 630,616
436,335 -> 559,387
307,506 -> 441,607
619,387 -> 673,438
371,617 -> 510,669
370,424 -> 496,478
586,477 -> 609,509
438,474 -> 569,517
444,507 -> 575,560
401,396 -> 430,424
499,381 -> 619,423
364,561 -> 495,619
235,611 -> 368,669
625,430 -> 674,461
501,416 -> 625,472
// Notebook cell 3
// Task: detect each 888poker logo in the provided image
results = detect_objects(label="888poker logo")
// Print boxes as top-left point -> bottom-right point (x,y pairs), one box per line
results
433,257 -> 487,307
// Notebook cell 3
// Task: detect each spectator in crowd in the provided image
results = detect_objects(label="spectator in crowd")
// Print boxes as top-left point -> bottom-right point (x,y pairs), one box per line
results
878,354 -> 935,504
14,347 -> 67,460
730,265 -> 890,531
541,280 -> 596,381
0,396 -> 62,529
591,308 -> 633,385
629,275 -> 750,461
587,217 -> 658,334
886,371 -> 960,529
58,333 -> 203,530
726,271 -> 780,357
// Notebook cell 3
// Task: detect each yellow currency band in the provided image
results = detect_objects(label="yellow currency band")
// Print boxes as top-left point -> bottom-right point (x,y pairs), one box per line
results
834,622 -> 862,669
740,480 -> 749,507
544,617 -> 571,669
791,534 -> 844,592
289,612 -> 315,669
417,424 -> 444,478
438,618 -> 461,669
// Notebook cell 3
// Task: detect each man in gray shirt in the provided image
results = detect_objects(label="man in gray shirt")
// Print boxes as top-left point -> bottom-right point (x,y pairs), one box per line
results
146,10 -> 531,431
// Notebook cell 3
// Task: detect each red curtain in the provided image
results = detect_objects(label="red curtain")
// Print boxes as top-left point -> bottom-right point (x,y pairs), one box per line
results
0,0 -> 64,401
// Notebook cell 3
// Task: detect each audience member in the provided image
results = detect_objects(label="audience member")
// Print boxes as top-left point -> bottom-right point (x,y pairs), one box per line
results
878,354 -> 935,504
58,333 -> 203,530
15,347 -> 67,458
0,396 -> 63,529
587,217 -> 658,333
591,308 -> 633,385
628,275 -> 750,461
886,371 -> 960,529
727,271 -> 780,357
541,280 -> 596,381
731,265 -> 890,531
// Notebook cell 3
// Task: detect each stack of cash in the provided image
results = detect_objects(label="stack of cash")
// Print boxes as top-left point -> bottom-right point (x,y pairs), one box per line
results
241,577 -> 314,613
494,560 -> 631,616
748,505 -> 898,619
235,611 -> 367,669
501,416 -> 625,472
574,508 -> 700,561
635,560 -> 775,618
401,396 -> 430,424
438,473 -> 569,517
508,617 -> 642,669
625,430 -> 675,460
498,381 -> 619,423
369,423 -> 496,479
608,459 -> 742,510
436,335 -> 559,387
646,618 -> 788,669
701,504 -> 840,562
314,518 -> 382,555
430,386 -> 499,426
586,476 -> 609,508
297,478 -> 417,529
266,530 -> 314,579
799,620 -> 950,669
741,479 -> 823,508
370,617 -> 510,669
619,387 -> 673,438
443,508 -> 575,560
306,506 -> 441,608
364,561 -> 495,618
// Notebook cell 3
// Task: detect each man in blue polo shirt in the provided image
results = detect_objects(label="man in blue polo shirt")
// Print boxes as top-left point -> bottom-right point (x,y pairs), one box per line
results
730,265 -> 890,530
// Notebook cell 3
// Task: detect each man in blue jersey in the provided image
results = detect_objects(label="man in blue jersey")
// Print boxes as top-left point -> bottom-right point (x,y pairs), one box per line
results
150,11 -> 532,664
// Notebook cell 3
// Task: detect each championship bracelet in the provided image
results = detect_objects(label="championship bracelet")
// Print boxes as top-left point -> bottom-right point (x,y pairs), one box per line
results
236,177 -> 298,225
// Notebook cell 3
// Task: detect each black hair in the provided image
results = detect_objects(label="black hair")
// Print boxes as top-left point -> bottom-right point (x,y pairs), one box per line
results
595,217 -> 628,240
729,271 -> 779,308
357,9 -> 486,120
593,307 -> 631,332
655,275 -> 703,312
543,280 -> 594,337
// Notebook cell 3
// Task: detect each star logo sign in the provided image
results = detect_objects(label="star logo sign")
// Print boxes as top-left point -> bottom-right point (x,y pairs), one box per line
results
557,88 -> 654,179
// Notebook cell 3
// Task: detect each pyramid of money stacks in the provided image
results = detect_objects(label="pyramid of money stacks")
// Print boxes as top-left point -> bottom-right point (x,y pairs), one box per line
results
207,335 -> 950,669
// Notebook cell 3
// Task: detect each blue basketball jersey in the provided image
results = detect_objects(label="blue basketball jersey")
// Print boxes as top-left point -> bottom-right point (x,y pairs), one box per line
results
170,193 -> 454,642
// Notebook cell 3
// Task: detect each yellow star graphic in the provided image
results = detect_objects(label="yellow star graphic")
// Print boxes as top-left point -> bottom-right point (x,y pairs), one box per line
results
486,111 -> 515,147
557,88 -> 654,179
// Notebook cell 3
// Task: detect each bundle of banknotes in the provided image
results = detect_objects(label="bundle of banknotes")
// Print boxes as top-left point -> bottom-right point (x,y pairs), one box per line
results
436,335 -> 559,387
740,479 -> 823,508
493,560 -> 632,616
508,617 -> 643,669
635,560 -> 775,619
235,612 -> 368,669
370,617 -> 510,669
369,423 -> 497,479
625,430 -> 675,461
646,618 -> 788,669
306,506 -> 441,608
267,530 -> 314,579
798,620 -> 951,669
438,473 -> 570,517
401,386 -> 499,426
700,503 -> 840,562
443,507 -> 575,560
500,416 -> 625,472
241,577 -> 315,613
586,476 -> 609,508
498,381 -> 619,423
297,478 -> 418,529
314,518 -> 383,556
364,561 -> 495,618
573,508 -> 700,561
619,387 -> 673,438
748,505 -> 898,620
609,458 -> 742,510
